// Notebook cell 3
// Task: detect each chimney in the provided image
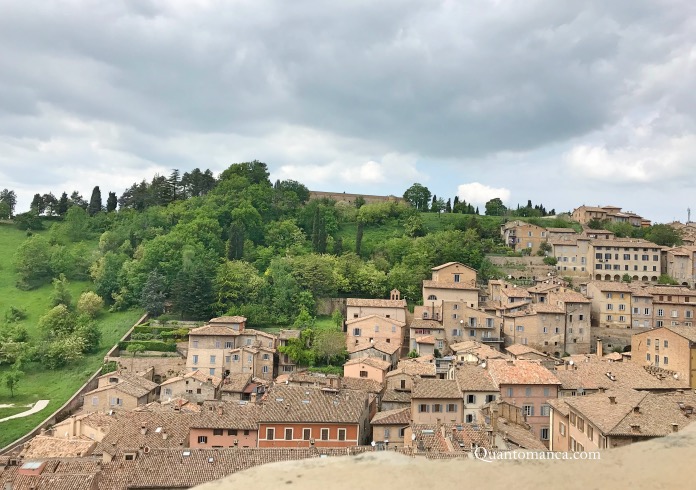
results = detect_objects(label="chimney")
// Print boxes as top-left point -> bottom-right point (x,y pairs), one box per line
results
671,423 -> 679,433
608,396 -> 616,404
162,432 -> 168,440
633,406 -> 640,414
506,360 -> 514,366
598,387 -> 606,393
217,407 -> 223,416
140,425 -> 147,435
596,339 -> 603,358
630,424 -> 640,433
250,392 -> 257,403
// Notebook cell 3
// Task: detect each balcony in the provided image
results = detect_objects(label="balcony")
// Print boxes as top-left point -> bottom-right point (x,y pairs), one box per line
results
481,337 -> 504,343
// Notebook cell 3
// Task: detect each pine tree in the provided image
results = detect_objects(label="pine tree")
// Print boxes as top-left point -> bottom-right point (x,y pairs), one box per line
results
446,198 -> 452,213
106,192 -> 118,212
57,192 -> 69,216
140,270 -> 167,317
30,194 -> 45,214
88,186 -> 102,216
453,196 -> 460,213
431,195 -> 437,212
168,169 -> 180,201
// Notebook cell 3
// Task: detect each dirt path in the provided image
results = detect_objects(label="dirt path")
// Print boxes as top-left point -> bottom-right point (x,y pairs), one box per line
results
0,400 -> 49,423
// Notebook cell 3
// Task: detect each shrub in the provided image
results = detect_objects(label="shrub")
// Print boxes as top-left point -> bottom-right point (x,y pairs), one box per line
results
543,256 -> 558,266
101,361 -> 118,375
4,306 -> 28,323
77,291 -> 105,318
118,340 -> 177,352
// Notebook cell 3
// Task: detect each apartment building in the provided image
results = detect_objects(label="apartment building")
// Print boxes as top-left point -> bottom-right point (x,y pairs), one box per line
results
411,379 -> 464,425
346,289 -> 407,323
189,403 -> 260,449
549,388 -> 696,451
586,282 -> 632,328
591,239 -> 662,282
500,220 -> 549,254
422,262 -> 480,306
159,370 -> 222,404
572,205 -> 649,228
662,246 -> 696,288
646,286 -> 696,328
370,407 -> 410,448
632,326 -> 696,388
441,303 -> 504,346
84,372 -> 158,412
227,345 -> 275,381
550,236 -> 591,277
345,314 -> 406,349
486,359 -> 561,445
408,319 -> 446,352
449,363 -> 499,423
630,288 -> 654,329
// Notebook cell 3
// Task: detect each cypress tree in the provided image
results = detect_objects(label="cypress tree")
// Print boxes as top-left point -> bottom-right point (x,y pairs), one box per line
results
88,186 -> 102,216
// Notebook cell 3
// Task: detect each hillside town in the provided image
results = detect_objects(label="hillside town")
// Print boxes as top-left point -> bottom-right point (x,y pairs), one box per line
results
2,203 -> 696,489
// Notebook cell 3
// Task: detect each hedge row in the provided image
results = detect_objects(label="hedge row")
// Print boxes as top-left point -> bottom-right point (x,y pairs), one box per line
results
118,340 -> 178,352
133,325 -> 184,334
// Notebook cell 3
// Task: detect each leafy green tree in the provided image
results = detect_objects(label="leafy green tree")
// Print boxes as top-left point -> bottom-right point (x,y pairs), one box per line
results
644,224 -> 682,247
14,235 -> 53,288
220,161 -> 271,185
214,260 -> 264,312
77,291 -> 105,318
331,309 -> 344,328
484,198 -> 507,216
4,368 -> 23,397
74,315 -> 102,352
42,193 -> 58,216
88,186 -> 103,216
64,206 -> 90,241
313,325 -> 346,365
227,221 -> 246,260
13,211 -> 43,231
140,270 -> 167,316
431,197 -> 446,217
43,336 -> 85,369
354,195 -> 366,209
0,201 -> 10,220
658,274 -> 678,285
50,273 -> 72,307
403,183 -> 431,211
30,193 -> 45,214
181,168 -> 217,198
278,328 -> 315,366
38,304 -> 74,338
355,221 -> 364,255
0,189 -> 17,217
70,191 -> 88,209
126,343 -> 146,371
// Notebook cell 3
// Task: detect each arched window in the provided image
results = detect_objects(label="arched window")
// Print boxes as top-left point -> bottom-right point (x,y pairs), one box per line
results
427,295 -> 437,301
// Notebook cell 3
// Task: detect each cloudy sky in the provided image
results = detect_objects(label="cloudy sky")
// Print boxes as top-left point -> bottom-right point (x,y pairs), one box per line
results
1,0 -> 695,222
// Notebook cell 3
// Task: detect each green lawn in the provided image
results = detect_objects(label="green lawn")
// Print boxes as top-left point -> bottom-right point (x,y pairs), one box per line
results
0,405 -> 31,419
0,309 -> 141,448
0,223 -> 141,448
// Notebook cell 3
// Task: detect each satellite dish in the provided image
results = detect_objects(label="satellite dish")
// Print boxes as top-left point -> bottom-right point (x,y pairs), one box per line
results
460,320 -> 464,324
371,441 -> 376,447
568,360 -> 574,365
411,434 -> 416,441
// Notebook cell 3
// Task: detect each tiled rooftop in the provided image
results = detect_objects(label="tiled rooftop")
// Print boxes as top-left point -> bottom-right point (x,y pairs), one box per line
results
487,360 -> 561,386
346,298 -> 407,308
259,385 -> 369,424
370,407 -> 411,425
412,379 -> 462,399
452,364 -> 498,392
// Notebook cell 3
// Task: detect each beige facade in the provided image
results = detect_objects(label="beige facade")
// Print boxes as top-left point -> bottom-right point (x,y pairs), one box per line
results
228,346 -> 275,381
345,315 -> 406,349
370,407 -> 410,447
586,282 -> 632,328
441,303 -> 503,347
646,286 -> 696,328
84,372 -> 158,412
346,290 -> 407,323
501,221 -> 549,254
160,370 -> 221,404
632,326 -> 696,387
591,239 -> 662,282
411,379 -> 464,425
572,205 -> 648,228
503,306 -> 568,357
409,319 -> 445,352
348,341 -> 400,367
551,237 -> 591,278
343,357 -> 390,384
423,262 -> 479,306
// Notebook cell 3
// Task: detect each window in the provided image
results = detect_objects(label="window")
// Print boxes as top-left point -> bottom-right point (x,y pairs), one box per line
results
647,353 -> 651,361
215,341 -> 221,348
645,308 -> 650,315
266,428 -> 275,441
559,422 -> 566,436
516,325 -> 524,332
92,396 -> 98,406
619,304 -> 625,311
664,340 -> 669,348
247,355 -> 252,363
540,428 -> 549,440
454,274 -> 460,283
523,404 -> 534,416
606,304 -> 613,311
225,356 -> 231,363
353,328 -> 361,336
543,387 -> 550,397
262,365 -> 269,374
465,414 -> 474,423
432,404 -> 443,413
447,403 -> 458,412
232,354 -> 239,361
437,340 -> 444,349
467,394 -> 476,404
541,405 -> 550,416
191,339 -> 200,349
338,429 -> 346,441
303,428 -> 311,440
263,353 -> 270,360
213,429 -> 223,436
383,428 -> 390,438
198,436 -> 208,444
359,370 -> 368,378
507,387 -> 514,397
452,313 -> 458,319
577,417 -> 584,432
607,315 -> 613,321
486,394 -> 496,403
469,330 -> 476,337
209,368 -> 215,376
664,356 -> 669,365
427,295 -> 437,301
228,429 -> 238,436
657,309 -> 664,317
418,404 -> 430,413
285,428 -> 293,440
246,338 -> 252,345
647,339 -> 651,346
192,355 -> 199,365
579,314 -> 584,321
606,293 -> 613,299
452,329 -> 461,336
543,327 -> 548,334
197,388 -> 202,394
321,428 -> 329,441
656,320 -> 663,327
525,387 -> 532,396
400,379 -> 407,390
570,412 -> 576,426
587,425 -> 594,441
225,341 -> 233,349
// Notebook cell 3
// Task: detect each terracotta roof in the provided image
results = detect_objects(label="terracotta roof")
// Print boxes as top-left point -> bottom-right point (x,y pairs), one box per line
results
501,288 -> 531,298
532,304 -> 565,314
643,285 -> 694,296
339,377 -> 383,393
547,398 -> 570,417
259,385 -> 368,424
370,407 -> 411,425
221,373 -> 253,393
416,335 -> 435,345
551,291 -> 591,303
608,391 -> 696,436
94,411 -> 194,454
664,326 -> 696,343
423,280 -> 479,291
20,436 -> 95,459
431,262 -> 476,271
591,238 -> 660,248
189,324 -> 237,336
412,379 -> 462,399
505,344 -> 551,358
564,388 -> 648,434
452,364 -> 498,392
160,369 -> 223,388
86,374 -> 158,399
345,314 -> 406,326
191,402 -> 260,430
344,357 -> 391,371
486,360 -> 561,386
390,360 -> 437,377
346,298 -> 407,308
546,228 -> 577,233
586,281 -> 633,293
209,316 -> 247,323
381,389 -> 412,404
449,341 -> 509,360
494,417 -> 547,450
603,352 -> 624,361
553,358 -> 689,391
409,319 -> 444,330
348,340 -> 401,355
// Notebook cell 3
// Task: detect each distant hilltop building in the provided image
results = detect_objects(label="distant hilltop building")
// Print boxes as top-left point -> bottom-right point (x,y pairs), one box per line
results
572,205 -> 651,228
309,191 -> 405,205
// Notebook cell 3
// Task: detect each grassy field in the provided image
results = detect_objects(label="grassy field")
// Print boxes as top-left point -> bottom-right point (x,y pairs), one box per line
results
0,223 -> 141,448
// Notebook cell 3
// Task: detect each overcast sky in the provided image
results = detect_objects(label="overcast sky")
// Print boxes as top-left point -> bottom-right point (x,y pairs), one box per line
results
1,0 -> 695,222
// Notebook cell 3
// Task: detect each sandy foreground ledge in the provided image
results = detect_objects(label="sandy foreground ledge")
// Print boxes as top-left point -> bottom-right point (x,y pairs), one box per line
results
194,425 -> 696,490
